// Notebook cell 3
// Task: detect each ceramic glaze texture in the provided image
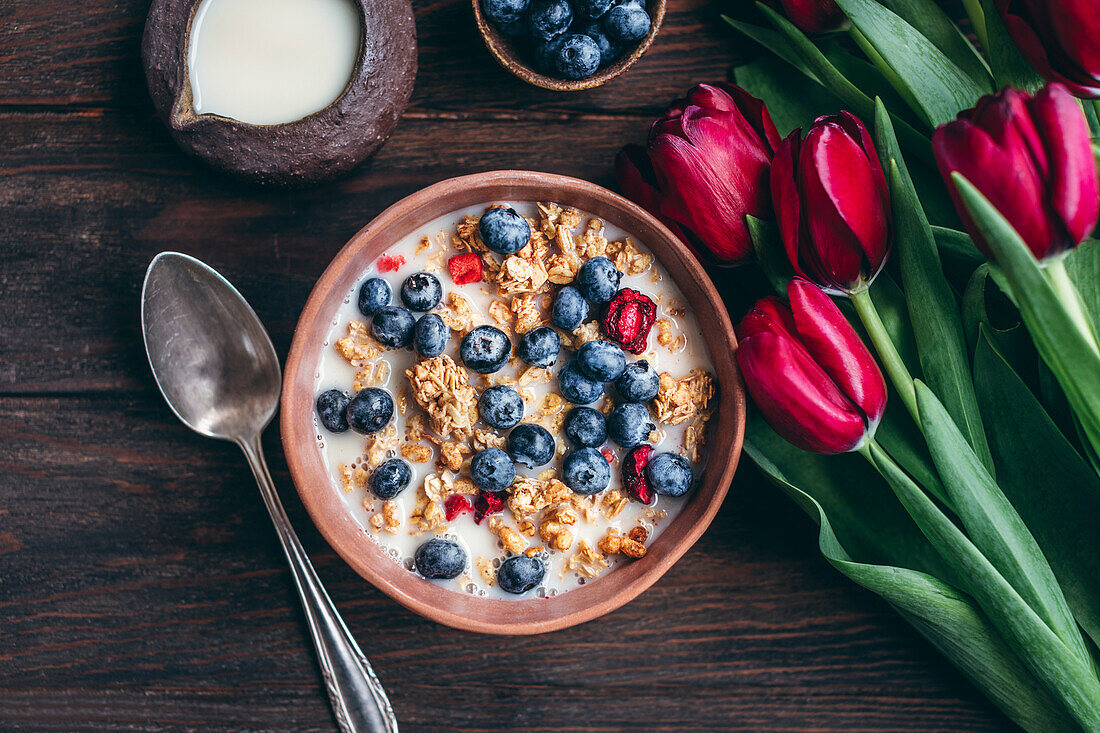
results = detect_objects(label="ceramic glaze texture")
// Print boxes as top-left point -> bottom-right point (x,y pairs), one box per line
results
188,0 -> 362,125
312,202 -> 717,600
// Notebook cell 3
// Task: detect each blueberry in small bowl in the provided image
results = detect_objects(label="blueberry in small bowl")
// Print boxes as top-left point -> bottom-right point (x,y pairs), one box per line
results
552,285 -> 590,331
508,423 -> 556,467
400,272 -> 443,312
470,447 -> 517,492
554,34 -> 601,80
497,555 -> 546,594
414,537 -> 468,580
482,0 -> 529,24
460,325 -> 512,374
604,1 -> 650,43
527,0 -> 573,40
563,406 -> 607,447
479,385 -> 525,429
413,314 -> 449,357
368,457 -> 413,499
478,207 -> 531,255
517,326 -> 561,367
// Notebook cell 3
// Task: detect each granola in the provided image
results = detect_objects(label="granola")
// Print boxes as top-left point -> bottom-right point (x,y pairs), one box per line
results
405,355 -> 478,440
653,369 -> 716,426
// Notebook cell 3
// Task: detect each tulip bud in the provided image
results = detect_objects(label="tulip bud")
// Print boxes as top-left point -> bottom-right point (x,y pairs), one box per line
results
736,278 -> 887,454
770,112 -> 892,295
997,0 -> 1100,98
764,0 -> 846,34
933,84 -> 1099,262
615,82 -> 780,266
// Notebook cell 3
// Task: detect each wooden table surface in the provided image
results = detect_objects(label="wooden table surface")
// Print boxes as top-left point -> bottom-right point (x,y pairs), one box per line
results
0,0 -> 1014,730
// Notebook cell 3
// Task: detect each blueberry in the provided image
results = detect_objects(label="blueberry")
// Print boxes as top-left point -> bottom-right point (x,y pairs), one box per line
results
460,325 -> 512,374
500,17 -> 527,35
413,314 -> 449,358
414,537 -> 467,579
478,207 -> 531,255
558,361 -> 604,405
479,385 -> 525,430
346,387 -> 394,434
517,326 -> 561,367
400,272 -> 443,312
368,458 -> 413,499
607,402 -> 655,448
576,256 -> 623,303
604,3 -> 650,43
579,21 -> 620,64
646,452 -> 694,497
563,406 -> 607,447
577,340 -> 627,382
470,448 -> 517,492
371,306 -> 416,348
551,286 -> 590,330
616,359 -> 660,402
575,0 -> 612,19
357,277 -> 391,317
535,35 -> 569,73
482,0 -> 529,24
508,424 -> 556,468
562,447 -> 612,495
555,34 -> 601,80
316,389 -> 350,433
497,555 -> 546,594
527,0 -> 573,41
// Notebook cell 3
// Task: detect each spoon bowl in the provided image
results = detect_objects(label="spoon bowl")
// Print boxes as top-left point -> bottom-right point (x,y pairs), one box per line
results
141,251 -> 280,441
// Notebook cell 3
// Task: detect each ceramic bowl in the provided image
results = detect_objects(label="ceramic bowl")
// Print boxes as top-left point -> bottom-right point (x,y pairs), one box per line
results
281,170 -> 744,634
472,0 -> 665,91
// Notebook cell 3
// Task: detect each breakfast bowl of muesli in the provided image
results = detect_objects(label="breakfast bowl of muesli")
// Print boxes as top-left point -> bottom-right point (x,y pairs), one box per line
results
282,170 -> 743,634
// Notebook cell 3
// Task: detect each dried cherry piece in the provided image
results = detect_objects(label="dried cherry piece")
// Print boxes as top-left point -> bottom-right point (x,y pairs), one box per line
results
622,444 -> 654,504
473,490 -> 507,524
601,288 -> 657,354
444,494 -> 474,521
600,448 -> 615,464
448,253 -> 482,285
377,254 -> 406,273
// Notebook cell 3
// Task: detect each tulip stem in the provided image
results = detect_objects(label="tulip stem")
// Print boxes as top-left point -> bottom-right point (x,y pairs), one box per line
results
849,26 -> 928,128
959,0 -> 989,55
1044,257 -> 1099,354
850,288 -> 920,425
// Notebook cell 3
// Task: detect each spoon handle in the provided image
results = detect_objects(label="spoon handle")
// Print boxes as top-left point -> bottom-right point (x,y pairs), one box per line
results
239,434 -> 399,733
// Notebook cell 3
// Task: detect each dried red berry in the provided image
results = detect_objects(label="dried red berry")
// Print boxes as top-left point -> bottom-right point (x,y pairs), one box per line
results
448,253 -> 482,285
377,254 -> 406,273
602,288 -> 657,354
622,444 -> 654,504
600,448 -> 615,464
473,490 -> 507,524
444,494 -> 474,521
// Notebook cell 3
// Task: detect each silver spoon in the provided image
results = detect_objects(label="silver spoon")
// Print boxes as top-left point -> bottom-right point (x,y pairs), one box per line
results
141,251 -> 398,733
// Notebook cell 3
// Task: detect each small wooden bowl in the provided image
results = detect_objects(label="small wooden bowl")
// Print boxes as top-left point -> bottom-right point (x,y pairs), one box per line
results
473,0 -> 665,91
281,171 -> 744,634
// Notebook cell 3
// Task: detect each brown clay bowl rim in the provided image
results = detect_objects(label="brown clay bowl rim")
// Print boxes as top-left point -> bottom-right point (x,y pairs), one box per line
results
472,0 -> 665,91
281,170 -> 744,634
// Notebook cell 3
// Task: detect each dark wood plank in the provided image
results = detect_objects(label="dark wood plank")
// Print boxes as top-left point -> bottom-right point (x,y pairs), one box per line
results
0,0 -> 742,116
0,395 -> 1009,732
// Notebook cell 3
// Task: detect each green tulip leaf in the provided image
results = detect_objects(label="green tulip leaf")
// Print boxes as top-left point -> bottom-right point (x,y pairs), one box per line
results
914,380 -> 1090,665
744,422 -> 1075,731
877,0 -> 992,89
953,174 -> 1100,466
1066,240 -> 1100,331
746,214 -> 794,293
752,3 -> 932,160
933,225 -> 984,267
961,264 -> 1033,373
834,0 -> 992,127
974,328 -> 1100,651
874,101 -> 994,471
980,0 -> 1046,92
731,56 -> 841,136
820,42 -> 915,123
722,18 -> 819,84
868,440 -> 1100,730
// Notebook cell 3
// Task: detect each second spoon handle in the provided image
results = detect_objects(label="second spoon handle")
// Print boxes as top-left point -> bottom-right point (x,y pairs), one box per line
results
240,433 -> 398,733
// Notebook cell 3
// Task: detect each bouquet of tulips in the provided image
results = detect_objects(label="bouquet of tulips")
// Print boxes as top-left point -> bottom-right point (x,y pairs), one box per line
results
615,1 -> 1100,729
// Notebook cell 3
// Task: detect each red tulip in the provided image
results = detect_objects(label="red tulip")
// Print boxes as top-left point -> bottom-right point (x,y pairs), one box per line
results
933,84 -> 1099,262
771,112 -> 891,295
996,0 -> 1100,98
736,278 -> 887,454
615,82 -> 781,266
765,0 -> 846,34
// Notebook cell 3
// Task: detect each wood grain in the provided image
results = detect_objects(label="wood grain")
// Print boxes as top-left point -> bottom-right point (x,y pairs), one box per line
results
0,0 -> 1014,729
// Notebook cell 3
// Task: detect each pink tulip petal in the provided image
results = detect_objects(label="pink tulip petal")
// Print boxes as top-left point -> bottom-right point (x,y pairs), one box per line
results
1030,83 -> 1100,248
999,1 -> 1100,97
788,278 -> 887,424
736,295 -> 799,342
771,131 -> 807,280
738,332 -> 869,454
774,0 -> 845,34
615,144 -> 695,251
